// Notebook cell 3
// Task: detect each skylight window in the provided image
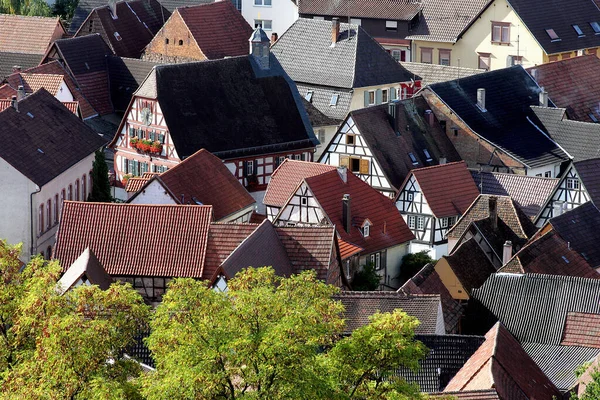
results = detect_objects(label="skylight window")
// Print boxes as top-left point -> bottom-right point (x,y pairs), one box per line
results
562,255 -> 570,264
591,22 -> 600,34
573,24 -> 584,36
423,149 -> 432,161
305,90 -> 313,102
545,29 -> 560,41
330,94 -> 339,106
114,32 -> 122,41
408,152 -> 418,164
589,113 -> 599,123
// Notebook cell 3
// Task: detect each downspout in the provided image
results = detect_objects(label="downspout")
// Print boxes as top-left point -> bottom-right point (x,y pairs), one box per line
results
30,185 -> 41,258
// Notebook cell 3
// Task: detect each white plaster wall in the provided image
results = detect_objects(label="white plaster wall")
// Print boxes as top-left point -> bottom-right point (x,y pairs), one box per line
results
385,242 -> 408,288
527,163 -> 561,179
55,81 -> 74,102
314,125 -> 338,160
241,0 -> 298,37
250,190 -> 267,214
128,180 -> 177,204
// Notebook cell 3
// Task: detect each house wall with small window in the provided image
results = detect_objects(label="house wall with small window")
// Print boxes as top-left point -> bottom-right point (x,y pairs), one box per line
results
270,182 -> 325,224
241,0 -> 298,39
350,83 -> 419,111
314,124 -> 339,160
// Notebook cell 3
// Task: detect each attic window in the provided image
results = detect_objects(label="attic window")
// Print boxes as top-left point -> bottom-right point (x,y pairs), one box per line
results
330,94 -> 339,106
385,21 -> 398,32
362,222 -> 370,237
562,255 -> 570,264
305,90 -> 313,102
408,152 -> 418,165
545,29 -> 561,42
423,149 -> 432,161
114,32 -> 122,41
165,38 -> 169,45
591,22 -> 600,34
573,25 -> 585,37
589,113 -> 599,123
178,39 -> 183,46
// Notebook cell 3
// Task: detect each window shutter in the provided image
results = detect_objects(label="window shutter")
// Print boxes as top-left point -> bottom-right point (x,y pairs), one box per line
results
128,159 -> 134,174
243,161 -> 249,177
340,156 -> 349,167
133,160 -> 139,176
123,158 -> 128,173
390,87 -> 397,100
359,159 -> 369,174
364,91 -> 370,107
375,89 -> 383,105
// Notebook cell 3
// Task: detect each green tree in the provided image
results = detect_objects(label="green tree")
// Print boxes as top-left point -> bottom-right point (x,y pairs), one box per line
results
88,149 -> 112,202
142,267 -> 427,399
0,240 -> 149,399
399,251 -> 436,283
352,262 -> 381,291
0,0 -> 51,16
52,0 -> 77,20
571,363 -> 600,400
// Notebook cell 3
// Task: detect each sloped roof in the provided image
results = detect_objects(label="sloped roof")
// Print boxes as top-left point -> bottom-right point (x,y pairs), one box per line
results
203,223 -> 258,280
499,230 -> 599,279
125,176 -> 153,193
11,73 -> 64,95
176,1 -> 253,59
0,89 -> 105,186
550,201 -> 600,268
444,238 -> 496,294
428,66 -> 571,169
302,97 -> 340,127
0,52 -> 43,80
122,56 -> 316,159
430,390 -> 500,399
406,0 -> 491,42
160,0 -> 214,12
401,62 -> 483,86
156,149 -> 255,221
56,248 -> 113,295
305,169 -> 414,255
561,312 -> 600,348
107,55 -> 158,112
574,159 -> 600,205
333,291 -> 443,335
444,323 -> 561,399
264,159 -> 336,207
400,334 -> 486,393
338,238 -> 363,260
528,55 -> 600,123
271,18 -> 414,89
404,161 -> 480,218
505,0 -> 600,55
299,0 -> 421,19
470,170 -> 558,219
346,96 -> 461,190
0,14 -> 64,54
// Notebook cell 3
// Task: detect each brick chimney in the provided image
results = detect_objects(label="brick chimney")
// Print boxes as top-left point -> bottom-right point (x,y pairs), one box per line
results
16,85 -> 26,102
331,17 -> 340,46
342,194 -> 351,233
502,240 -> 513,265
489,196 -> 498,230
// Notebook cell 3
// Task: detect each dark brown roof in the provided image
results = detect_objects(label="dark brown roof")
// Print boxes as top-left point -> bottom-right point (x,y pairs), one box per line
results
561,312 -> 600,348
107,55 -> 158,113
575,159 -> 600,205
0,89 -> 105,186
204,223 -> 258,280
430,390 -> 500,399
176,1 -> 253,60
333,291 -> 443,335
302,98 -> 340,127
444,238 -> 496,294
299,0 -> 421,20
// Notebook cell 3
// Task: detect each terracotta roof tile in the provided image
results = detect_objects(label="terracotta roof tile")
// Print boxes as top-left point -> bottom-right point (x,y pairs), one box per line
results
338,238 -> 363,260
403,161 -> 480,218
203,223 -> 259,280
264,159 -> 336,207
561,312 -> 600,348
125,176 -> 151,193
62,101 -> 80,115
18,73 -> 64,94
430,389 -> 500,399
54,202 -> 213,277
177,1 -> 253,60
0,15 -> 64,54
0,84 -> 15,98
0,99 -> 11,110
299,0 -> 421,20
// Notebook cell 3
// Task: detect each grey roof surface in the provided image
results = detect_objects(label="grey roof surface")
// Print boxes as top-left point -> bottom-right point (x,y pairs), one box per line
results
0,52 -> 43,79
301,98 -> 340,127
271,18 -> 414,89
299,0 -> 421,20
428,66 -> 570,169
158,0 -> 214,12
107,55 -> 159,112
69,0 -> 109,35
470,170 -> 558,219
574,159 -> 600,206
522,342 -> 600,391
533,106 -> 600,162
296,83 -> 353,120
57,248 -> 113,295
406,0 -> 491,42
401,62 -> 483,86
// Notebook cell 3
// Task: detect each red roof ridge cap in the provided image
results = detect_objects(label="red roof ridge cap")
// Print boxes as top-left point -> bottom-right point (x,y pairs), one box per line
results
412,160 -> 466,174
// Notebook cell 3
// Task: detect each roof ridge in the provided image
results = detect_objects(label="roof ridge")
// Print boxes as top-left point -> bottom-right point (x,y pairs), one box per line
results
412,160 -> 465,173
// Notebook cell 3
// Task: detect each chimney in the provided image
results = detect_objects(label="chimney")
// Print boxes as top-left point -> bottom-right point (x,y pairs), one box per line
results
12,65 -> 21,73
108,0 -> 117,18
425,109 -> 434,127
16,85 -> 26,101
10,96 -> 17,111
337,166 -> 347,183
553,202 -> 563,218
439,157 -> 447,164
270,32 -> 278,44
331,17 -> 340,45
477,88 -> 486,111
489,196 -> 498,230
502,240 -> 513,265
388,100 -> 397,128
249,26 -> 271,70
342,194 -> 351,233
539,90 -> 548,107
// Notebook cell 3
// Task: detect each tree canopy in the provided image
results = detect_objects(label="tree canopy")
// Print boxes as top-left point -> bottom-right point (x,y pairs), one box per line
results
88,149 -> 113,203
0,0 -> 51,16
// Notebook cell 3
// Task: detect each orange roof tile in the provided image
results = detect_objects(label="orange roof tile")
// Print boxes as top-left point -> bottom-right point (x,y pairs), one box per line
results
338,238 -> 363,260
0,99 -> 11,111
19,73 -> 64,94
203,223 -> 259,281
0,84 -> 15,98
125,176 -> 152,193
402,161 -> 480,218
561,312 -> 600,348
264,159 -> 336,207
62,101 -> 79,115
0,15 -> 64,54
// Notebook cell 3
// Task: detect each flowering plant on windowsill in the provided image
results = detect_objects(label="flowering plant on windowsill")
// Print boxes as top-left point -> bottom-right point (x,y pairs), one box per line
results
121,174 -> 133,186
130,136 -> 139,147
150,141 -> 163,154
136,139 -> 153,153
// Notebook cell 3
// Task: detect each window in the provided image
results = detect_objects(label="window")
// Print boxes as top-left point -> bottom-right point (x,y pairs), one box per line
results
491,22 -> 510,44
591,22 -> 600,34
178,39 -> 183,45
368,91 -> 375,105
82,174 -> 87,200
350,157 -> 360,172
439,49 -> 451,66
573,25 -> 585,37
408,152 -> 418,164
68,185 -> 73,201
88,20 -> 93,33
165,38 -> 169,45
114,32 -> 122,41
478,53 -> 491,70
567,178 -> 580,189
385,20 -> 398,31
536,173 -> 542,177
75,180 -> 80,201
301,196 -> 308,205
416,216 -> 424,230
408,215 -> 416,229
423,149 -> 432,161
294,154 -> 301,160
350,18 -> 361,26
407,192 -> 414,201
440,217 -> 448,228
305,90 -> 313,102
346,134 -> 356,145
254,0 -> 271,5
391,49 -> 401,62
317,129 -> 326,145
381,89 -> 388,103
246,160 -> 254,176
370,253 -> 381,270
509,55 -> 523,66
544,171 -> 552,178
60,189 -> 65,210
254,19 -> 272,30
421,48 -> 433,64
54,194 -> 59,224
545,28 -> 560,41
330,94 -> 339,106
38,204 -> 44,234
363,224 -> 370,237
46,199 -> 51,230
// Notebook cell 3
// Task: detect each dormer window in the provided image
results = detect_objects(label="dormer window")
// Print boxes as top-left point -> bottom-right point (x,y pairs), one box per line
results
114,32 -> 122,41
408,152 -> 418,165
573,25 -> 585,37
330,94 -> 339,106
361,219 -> 372,237
305,90 -> 313,102
591,22 -> 600,34
546,29 -> 560,41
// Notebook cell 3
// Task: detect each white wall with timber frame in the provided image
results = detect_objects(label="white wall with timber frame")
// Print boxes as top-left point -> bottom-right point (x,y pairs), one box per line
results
535,164 -> 590,227
319,116 -> 396,198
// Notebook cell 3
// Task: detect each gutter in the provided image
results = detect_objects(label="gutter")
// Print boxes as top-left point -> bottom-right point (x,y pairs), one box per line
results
30,185 -> 41,258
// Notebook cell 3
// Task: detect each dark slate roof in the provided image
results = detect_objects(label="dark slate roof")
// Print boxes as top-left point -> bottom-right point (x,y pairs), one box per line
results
107,55 -> 158,112
550,201 -> 600,268
0,89 -> 106,186
0,52 -> 43,79
343,96 -> 461,190
399,334 -> 486,393
333,291 -> 443,335
505,0 -> 600,55
70,0 -> 110,35
126,56 -> 317,159
302,98 -> 340,127
532,106 -> 600,162
401,62 -> 483,86
574,159 -> 600,205
428,65 -> 571,169
271,18 -> 414,89
470,170 -> 558,219
445,238 -> 496,294
299,0 -> 421,20
159,0 -> 214,12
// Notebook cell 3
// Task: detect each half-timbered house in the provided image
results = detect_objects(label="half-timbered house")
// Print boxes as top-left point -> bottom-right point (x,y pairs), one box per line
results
395,161 -> 479,258
319,95 -> 460,198
109,27 -> 317,206
267,160 -> 414,289
535,159 -> 600,227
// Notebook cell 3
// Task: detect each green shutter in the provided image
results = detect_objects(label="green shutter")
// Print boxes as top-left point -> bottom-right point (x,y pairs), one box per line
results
133,160 -> 139,176
364,90 -> 370,107
390,87 -> 397,100
123,157 -> 128,173
375,89 -> 383,105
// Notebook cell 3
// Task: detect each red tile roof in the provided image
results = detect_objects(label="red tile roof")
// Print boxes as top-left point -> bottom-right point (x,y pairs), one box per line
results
264,159 -> 336,207
527,55 -> 600,123
0,84 -> 14,98
158,149 -> 255,221
401,161 -> 480,218
305,169 -> 414,255
338,238 -> 363,260
0,99 -> 12,111
54,202 -> 213,277
203,223 -> 260,280
125,176 -> 152,193
177,1 -> 254,60
0,15 -> 65,54
430,390 -> 500,399
561,312 -> 600,348
62,101 -> 80,115
445,323 -> 561,399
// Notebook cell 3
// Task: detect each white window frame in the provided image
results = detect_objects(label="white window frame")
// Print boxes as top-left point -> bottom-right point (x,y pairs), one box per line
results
362,222 -> 370,237
254,19 -> 272,30
330,94 -> 339,106
254,0 -> 271,6
544,171 -> 552,178
246,160 -> 254,176
385,20 -> 398,31
368,90 -> 375,105
440,217 -> 448,228
567,178 -> 580,189
408,215 -> 416,229
408,152 -> 418,164
301,196 -> 308,205
305,90 -> 313,102
416,216 -> 424,230
381,89 -> 389,104
407,192 -> 414,202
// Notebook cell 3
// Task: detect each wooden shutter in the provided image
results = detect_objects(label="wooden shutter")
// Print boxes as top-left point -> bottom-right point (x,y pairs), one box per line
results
390,87 -> 397,100
364,91 -> 370,107
359,159 -> 369,174
375,89 -> 383,105
340,156 -> 349,167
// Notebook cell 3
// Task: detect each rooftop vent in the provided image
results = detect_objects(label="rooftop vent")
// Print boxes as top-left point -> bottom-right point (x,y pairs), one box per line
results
476,88 -> 486,112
